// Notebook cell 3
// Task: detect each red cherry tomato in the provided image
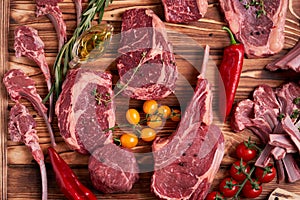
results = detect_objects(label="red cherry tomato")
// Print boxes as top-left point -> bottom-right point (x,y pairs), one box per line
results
229,160 -> 250,182
242,180 -> 262,198
255,163 -> 276,183
219,177 -> 239,198
206,191 -> 224,200
236,141 -> 257,161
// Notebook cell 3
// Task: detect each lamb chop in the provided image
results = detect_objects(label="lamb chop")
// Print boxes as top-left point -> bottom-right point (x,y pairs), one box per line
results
14,25 -> 54,123
151,46 -> 225,199
36,0 -> 67,50
3,69 -> 56,147
8,103 -> 47,200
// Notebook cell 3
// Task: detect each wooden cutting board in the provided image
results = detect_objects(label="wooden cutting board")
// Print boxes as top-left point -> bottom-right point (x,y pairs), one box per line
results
1,0 -> 299,199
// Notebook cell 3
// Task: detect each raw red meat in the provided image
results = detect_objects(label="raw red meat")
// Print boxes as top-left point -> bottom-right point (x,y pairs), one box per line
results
117,8 -> 178,100
3,69 -> 56,147
219,0 -> 288,58
14,25 -> 54,122
36,0 -> 67,50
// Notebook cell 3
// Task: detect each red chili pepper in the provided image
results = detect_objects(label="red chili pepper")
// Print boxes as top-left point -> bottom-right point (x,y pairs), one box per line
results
47,147 -> 97,200
219,27 -> 244,117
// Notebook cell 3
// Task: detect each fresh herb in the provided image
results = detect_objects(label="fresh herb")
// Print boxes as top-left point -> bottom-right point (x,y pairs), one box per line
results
49,0 -> 113,100
278,113 -> 285,121
293,97 -> 300,105
291,109 -> 299,119
242,0 -> 266,18
113,51 -> 147,98
92,89 -> 111,106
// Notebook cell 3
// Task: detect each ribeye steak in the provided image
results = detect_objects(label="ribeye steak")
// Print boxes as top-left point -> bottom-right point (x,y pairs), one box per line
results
117,8 -> 178,100
151,73 -> 225,199
55,68 -> 115,154
219,0 -> 288,58
161,0 -> 208,23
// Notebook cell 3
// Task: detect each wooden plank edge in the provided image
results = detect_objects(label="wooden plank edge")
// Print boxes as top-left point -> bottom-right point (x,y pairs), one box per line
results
0,0 -> 10,199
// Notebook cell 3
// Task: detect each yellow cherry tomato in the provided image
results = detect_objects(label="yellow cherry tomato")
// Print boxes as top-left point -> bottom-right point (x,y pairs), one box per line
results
147,115 -> 163,129
143,100 -> 158,114
126,109 -> 140,125
157,105 -> 171,119
141,128 -> 157,142
170,109 -> 181,122
120,133 -> 138,148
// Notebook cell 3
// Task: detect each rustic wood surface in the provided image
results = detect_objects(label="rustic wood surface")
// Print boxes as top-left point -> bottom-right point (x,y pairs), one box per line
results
1,0 -> 300,199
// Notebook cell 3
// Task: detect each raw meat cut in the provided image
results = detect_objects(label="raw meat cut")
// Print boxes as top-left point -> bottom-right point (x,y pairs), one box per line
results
8,103 -> 47,200
219,0 -> 288,58
73,0 -> 86,25
266,39 -> 300,72
161,0 -> 208,23
36,0 -> 67,50
14,25 -> 54,122
89,143 -> 139,193
151,47 -> 224,200
231,82 -> 300,182
55,68 -> 115,154
3,69 -> 56,147
117,8 -> 178,100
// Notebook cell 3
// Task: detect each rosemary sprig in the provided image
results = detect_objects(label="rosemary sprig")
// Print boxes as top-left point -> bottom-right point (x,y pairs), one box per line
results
242,0 -> 266,18
50,0 -> 113,100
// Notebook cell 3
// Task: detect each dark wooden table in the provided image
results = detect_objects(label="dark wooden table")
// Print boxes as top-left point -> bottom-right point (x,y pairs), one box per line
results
1,0 -> 300,199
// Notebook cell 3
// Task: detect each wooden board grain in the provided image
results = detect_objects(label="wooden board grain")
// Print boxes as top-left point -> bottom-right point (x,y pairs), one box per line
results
1,0 -> 300,199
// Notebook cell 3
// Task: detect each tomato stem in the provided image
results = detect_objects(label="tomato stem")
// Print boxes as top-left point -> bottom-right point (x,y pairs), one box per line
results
234,165 -> 256,198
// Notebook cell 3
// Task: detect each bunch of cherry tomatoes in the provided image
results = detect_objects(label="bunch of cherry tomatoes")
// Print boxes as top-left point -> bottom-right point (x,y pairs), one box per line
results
117,100 -> 181,148
206,139 -> 276,200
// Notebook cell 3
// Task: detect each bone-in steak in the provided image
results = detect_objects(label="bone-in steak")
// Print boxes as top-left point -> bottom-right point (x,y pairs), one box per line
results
36,0 -> 66,50
219,0 -> 288,58
14,25 -> 54,122
55,68 -> 115,154
161,0 -> 208,23
117,8 -> 178,100
151,73 -> 225,199
3,69 -> 55,147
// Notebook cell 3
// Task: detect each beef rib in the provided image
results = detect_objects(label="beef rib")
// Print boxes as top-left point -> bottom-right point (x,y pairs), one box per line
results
161,0 -> 208,23
55,68 -> 115,154
116,8 -> 178,100
151,60 -> 225,199
219,0 -> 288,58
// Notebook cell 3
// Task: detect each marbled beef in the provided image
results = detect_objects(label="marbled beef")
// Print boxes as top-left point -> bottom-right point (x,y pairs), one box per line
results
117,8 -> 178,100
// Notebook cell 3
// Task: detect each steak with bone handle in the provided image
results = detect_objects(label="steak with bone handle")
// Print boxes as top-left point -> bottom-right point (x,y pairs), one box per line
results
36,0 -> 67,50
8,103 -> 47,200
14,25 -> 54,122
3,69 -> 56,147
151,47 -> 224,200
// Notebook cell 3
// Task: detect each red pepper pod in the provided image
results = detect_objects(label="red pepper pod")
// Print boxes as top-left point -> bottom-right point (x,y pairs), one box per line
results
219,27 -> 244,117
47,147 -> 97,200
